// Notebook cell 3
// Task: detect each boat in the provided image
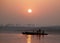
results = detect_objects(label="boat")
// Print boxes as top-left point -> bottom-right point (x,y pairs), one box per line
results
22,32 -> 48,35
22,29 -> 48,35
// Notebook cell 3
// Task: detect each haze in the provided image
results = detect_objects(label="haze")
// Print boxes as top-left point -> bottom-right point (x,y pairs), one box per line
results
0,0 -> 60,26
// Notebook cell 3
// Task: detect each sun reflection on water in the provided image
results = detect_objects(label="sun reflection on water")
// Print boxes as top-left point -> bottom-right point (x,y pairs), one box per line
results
27,35 -> 31,43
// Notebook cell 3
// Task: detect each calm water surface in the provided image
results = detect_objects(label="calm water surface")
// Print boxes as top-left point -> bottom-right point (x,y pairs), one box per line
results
0,33 -> 60,43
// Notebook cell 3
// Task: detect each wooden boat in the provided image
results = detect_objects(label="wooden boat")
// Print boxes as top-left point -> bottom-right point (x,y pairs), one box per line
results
22,29 -> 48,35
22,32 -> 48,35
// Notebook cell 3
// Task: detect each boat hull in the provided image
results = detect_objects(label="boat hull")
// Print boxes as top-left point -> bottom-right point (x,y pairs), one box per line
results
22,32 -> 48,35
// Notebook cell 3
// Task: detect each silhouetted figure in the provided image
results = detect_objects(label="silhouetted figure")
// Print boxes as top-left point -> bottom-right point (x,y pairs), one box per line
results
37,30 -> 38,33
33,30 -> 34,32
42,30 -> 45,34
36,29 -> 41,34
39,29 -> 41,33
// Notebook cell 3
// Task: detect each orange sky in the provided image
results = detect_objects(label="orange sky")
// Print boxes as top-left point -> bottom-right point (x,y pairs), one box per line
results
0,0 -> 60,26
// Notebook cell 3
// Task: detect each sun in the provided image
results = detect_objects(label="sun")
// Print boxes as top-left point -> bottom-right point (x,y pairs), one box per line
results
28,9 -> 32,13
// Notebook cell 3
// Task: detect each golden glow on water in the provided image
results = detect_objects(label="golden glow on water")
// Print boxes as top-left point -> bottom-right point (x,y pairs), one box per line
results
27,35 -> 31,43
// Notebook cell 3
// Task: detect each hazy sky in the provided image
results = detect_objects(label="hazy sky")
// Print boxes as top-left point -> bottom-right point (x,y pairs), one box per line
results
0,0 -> 60,26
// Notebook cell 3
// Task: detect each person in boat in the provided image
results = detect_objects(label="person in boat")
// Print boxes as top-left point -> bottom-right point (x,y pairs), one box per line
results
33,30 -> 34,32
37,29 -> 41,33
42,30 -> 45,34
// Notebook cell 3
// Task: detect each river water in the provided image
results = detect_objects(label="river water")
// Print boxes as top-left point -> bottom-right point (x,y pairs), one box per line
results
0,33 -> 60,43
